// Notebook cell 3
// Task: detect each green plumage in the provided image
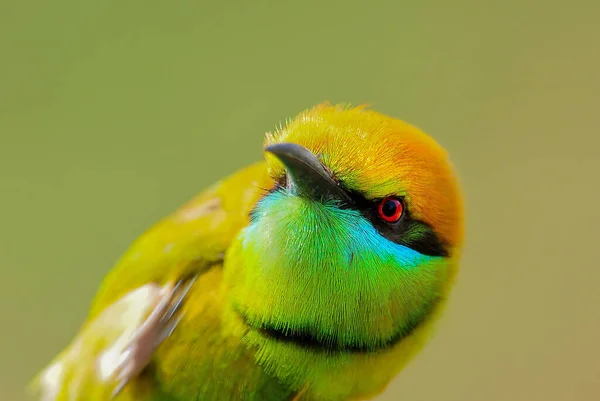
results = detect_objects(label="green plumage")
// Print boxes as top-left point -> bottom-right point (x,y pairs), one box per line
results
32,105 -> 463,401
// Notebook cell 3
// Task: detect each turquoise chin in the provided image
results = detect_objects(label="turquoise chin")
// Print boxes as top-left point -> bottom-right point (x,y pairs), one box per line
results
232,190 -> 448,351
246,190 -> 436,271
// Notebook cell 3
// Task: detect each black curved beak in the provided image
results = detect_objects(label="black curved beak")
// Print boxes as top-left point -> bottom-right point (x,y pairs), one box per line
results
265,143 -> 352,204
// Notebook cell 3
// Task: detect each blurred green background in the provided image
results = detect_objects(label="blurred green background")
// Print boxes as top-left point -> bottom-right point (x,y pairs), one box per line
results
1,1 -> 599,400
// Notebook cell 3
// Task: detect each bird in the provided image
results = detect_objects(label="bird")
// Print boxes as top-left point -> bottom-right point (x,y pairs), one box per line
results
32,103 -> 464,401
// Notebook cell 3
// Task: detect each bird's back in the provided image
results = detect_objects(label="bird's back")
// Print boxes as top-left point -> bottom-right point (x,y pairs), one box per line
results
32,161 -> 295,401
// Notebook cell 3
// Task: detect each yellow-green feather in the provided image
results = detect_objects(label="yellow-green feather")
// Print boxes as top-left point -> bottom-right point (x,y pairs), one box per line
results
33,104 -> 464,401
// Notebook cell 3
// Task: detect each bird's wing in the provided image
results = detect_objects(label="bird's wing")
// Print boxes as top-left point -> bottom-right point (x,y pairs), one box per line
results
31,161 -> 273,401
87,160 -> 272,320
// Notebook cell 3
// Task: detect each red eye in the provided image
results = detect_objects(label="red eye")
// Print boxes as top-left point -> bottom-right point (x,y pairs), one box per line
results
377,197 -> 404,223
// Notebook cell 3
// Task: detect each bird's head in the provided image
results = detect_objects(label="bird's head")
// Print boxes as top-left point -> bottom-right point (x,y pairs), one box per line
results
226,104 -> 464,353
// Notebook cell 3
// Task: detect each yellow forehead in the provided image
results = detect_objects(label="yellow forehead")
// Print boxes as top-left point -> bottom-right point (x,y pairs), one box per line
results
265,103 -> 464,247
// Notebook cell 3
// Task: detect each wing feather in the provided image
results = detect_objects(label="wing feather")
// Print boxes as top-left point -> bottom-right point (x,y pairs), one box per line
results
31,161 -> 272,401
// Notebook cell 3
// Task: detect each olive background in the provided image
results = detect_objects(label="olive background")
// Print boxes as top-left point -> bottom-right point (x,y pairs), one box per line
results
1,1 -> 599,400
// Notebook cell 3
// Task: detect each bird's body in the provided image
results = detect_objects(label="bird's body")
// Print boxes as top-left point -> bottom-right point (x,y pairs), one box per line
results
34,104 -> 464,401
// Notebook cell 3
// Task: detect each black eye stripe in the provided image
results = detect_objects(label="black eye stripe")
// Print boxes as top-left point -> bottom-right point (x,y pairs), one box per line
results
345,190 -> 449,258
257,176 -> 449,258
